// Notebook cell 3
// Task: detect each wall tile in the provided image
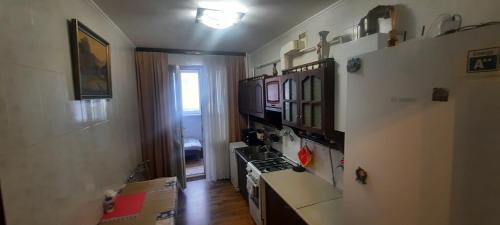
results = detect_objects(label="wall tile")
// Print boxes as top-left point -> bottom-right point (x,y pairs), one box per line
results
0,0 -> 140,225
0,0 -> 70,73
0,67 -> 8,150
3,63 -> 50,148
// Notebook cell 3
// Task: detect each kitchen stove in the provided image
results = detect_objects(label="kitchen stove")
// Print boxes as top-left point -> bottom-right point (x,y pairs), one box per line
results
246,156 -> 296,225
250,158 -> 295,173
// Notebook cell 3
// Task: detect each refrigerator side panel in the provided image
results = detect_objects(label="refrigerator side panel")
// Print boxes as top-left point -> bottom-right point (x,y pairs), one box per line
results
344,25 -> 500,225
450,66 -> 500,225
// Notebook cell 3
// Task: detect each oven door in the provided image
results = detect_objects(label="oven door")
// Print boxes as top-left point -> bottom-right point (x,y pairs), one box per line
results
247,174 -> 262,225
246,174 -> 259,206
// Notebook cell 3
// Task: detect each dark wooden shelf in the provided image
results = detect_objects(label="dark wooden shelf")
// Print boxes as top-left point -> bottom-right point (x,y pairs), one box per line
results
281,58 -> 343,149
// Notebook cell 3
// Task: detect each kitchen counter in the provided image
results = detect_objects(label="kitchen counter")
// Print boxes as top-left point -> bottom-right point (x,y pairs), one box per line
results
261,169 -> 343,225
297,198 -> 343,225
261,169 -> 342,208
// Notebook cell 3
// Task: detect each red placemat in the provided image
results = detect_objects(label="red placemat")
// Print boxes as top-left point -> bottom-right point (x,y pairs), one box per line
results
101,192 -> 146,222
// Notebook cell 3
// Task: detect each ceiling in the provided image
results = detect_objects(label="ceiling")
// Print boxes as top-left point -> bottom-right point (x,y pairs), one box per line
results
95,0 -> 339,53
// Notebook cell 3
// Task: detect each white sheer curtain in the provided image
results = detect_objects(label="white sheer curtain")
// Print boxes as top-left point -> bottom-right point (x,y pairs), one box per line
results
199,55 -> 230,181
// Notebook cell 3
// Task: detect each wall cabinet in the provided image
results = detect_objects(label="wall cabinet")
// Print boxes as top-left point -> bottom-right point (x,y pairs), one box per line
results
264,76 -> 281,112
265,182 -> 307,225
238,76 -> 266,118
253,79 -> 265,118
238,80 -> 249,114
281,59 -> 336,141
281,73 -> 299,127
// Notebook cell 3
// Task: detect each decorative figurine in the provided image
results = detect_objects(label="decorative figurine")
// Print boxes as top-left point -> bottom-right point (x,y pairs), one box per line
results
317,31 -> 330,60
272,62 -> 278,76
103,190 -> 117,213
337,157 -> 345,170
355,167 -> 368,184
347,58 -> 362,72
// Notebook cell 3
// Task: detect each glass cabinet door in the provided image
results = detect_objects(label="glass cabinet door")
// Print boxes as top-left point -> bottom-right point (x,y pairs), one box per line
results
254,81 -> 264,115
282,74 -> 298,125
300,71 -> 323,130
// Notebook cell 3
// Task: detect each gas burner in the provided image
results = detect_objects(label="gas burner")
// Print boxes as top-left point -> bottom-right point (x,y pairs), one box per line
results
250,157 -> 295,173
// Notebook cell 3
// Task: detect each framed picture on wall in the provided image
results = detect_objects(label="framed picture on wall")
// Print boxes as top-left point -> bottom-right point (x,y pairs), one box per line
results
68,19 -> 112,100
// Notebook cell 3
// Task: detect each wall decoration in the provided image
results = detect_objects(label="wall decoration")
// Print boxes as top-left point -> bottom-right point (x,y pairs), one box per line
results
347,58 -> 362,73
68,19 -> 112,100
272,62 -> 278,76
467,47 -> 499,73
355,167 -> 368,184
317,31 -> 330,60
432,87 -> 449,102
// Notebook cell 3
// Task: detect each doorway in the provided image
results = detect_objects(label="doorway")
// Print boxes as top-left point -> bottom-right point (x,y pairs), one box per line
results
179,67 -> 205,180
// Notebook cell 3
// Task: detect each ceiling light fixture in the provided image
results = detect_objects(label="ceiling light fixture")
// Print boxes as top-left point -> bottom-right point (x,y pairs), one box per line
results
196,8 -> 245,29
199,1 -> 248,13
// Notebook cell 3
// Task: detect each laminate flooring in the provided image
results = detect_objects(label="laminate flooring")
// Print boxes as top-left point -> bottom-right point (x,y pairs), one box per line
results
176,179 -> 255,225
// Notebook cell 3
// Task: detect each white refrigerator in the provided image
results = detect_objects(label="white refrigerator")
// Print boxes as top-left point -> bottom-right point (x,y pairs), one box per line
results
343,24 -> 500,225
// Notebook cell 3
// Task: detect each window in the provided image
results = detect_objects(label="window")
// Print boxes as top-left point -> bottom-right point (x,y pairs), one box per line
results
181,71 -> 201,115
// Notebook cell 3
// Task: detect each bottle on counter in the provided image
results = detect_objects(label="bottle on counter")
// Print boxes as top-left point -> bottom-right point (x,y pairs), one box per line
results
103,190 -> 117,214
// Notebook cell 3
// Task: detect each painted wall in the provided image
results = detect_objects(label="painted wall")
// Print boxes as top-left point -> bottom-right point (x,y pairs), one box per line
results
246,0 -> 500,191
0,0 -> 141,225
182,115 -> 203,141
250,120 -> 345,190
248,0 -> 500,76
343,24 -> 500,225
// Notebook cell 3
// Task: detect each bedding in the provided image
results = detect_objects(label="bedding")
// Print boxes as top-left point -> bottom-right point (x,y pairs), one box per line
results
184,138 -> 202,151
184,138 -> 203,160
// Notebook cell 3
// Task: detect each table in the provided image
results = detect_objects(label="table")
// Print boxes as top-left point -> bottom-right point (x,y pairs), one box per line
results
99,177 -> 178,225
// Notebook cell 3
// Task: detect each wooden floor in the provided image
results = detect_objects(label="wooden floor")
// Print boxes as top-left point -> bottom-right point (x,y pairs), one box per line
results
176,179 -> 255,225
186,159 -> 205,177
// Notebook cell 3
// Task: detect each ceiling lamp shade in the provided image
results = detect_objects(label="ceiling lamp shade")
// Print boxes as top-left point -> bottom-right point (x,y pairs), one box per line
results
196,8 -> 245,29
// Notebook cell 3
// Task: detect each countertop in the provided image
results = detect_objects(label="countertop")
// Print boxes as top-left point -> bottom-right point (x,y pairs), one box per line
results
297,198 -> 343,225
261,169 -> 343,225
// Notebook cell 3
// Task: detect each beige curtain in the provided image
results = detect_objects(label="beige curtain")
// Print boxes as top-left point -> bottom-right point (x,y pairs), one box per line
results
225,55 -> 247,142
135,51 -> 184,184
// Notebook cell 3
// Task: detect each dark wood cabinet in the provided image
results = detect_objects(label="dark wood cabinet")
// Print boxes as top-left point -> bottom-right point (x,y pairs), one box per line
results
265,182 -> 307,225
238,80 -> 251,114
264,76 -> 281,112
281,72 -> 299,128
238,76 -> 267,119
236,153 -> 248,202
281,59 -> 336,141
253,79 -> 265,118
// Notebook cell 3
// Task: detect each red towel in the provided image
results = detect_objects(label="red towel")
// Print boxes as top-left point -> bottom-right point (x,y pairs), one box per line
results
101,192 -> 146,221
298,145 -> 312,167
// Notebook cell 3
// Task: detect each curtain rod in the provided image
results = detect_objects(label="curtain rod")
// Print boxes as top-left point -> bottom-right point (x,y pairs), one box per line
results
135,47 -> 246,56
